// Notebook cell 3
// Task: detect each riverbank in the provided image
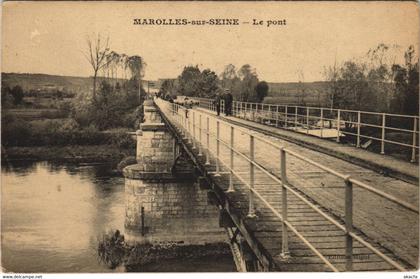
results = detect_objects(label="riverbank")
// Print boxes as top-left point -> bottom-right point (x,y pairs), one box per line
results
98,230 -> 234,272
2,145 -> 135,165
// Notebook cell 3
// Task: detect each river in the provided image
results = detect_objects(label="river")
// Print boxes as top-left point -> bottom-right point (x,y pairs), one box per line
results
1,161 -> 235,272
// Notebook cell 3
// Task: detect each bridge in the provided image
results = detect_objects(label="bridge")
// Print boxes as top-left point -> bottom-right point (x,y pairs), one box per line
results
124,97 -> 418,272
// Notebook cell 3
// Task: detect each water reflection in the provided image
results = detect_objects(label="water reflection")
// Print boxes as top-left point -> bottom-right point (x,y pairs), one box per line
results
1,161 -> 235,272
1,161 -> 125,272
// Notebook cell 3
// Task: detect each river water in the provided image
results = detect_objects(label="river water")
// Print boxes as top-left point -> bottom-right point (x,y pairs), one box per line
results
1,161 -> 235,272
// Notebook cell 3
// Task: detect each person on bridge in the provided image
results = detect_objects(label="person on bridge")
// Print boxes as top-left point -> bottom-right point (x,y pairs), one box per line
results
214,92 -> 222,116
224,89 -> 233,116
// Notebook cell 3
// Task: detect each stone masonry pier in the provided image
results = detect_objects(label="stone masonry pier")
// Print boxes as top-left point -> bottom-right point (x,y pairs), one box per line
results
123,100 -> 226,244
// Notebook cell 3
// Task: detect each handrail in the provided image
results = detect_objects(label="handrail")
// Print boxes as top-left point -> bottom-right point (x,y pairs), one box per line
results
155,98 -> 411,271
193,97 -> 419,163
175,97 -> 418,212
155,98 -> 338,271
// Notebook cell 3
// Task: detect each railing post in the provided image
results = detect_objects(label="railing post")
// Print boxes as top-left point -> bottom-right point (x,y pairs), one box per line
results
276,105 -> 280,127
205,116 -> 211,165
337,109 -> 341,143
198,114 -> 203,156
248,135 -> 256,218
261,104 -> 264,123
295,106 -> 298,129
280,148 -> 289,257
192,111 -> 197,149
184,109 -> 189,140
215,120 -> 221,176
306,107 -> 310,134
181,107 -> 184,135
356,111 -> 361,148
254,104 -> 257,122
344,176 -> 353,271
227,126 -> 235,192
222,100 -> 225,115
284,105 -> 288,128
381,113 -> 385,155
320,108 -> 324,138
411,117 -> 418,163
173,138 -> 177,165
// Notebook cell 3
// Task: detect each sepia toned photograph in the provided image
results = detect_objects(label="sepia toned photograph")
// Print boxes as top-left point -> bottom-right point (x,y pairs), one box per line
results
1,1 -> 419,275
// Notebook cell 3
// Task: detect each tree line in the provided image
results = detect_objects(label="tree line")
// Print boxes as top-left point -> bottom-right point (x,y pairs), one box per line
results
76,33 -> 146,130
324,44 -> 419,115
158,64 -> 269,103
84,33 -> 146,102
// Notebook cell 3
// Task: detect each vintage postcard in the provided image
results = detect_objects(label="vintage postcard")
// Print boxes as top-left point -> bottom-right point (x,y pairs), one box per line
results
1,1 -> 419,277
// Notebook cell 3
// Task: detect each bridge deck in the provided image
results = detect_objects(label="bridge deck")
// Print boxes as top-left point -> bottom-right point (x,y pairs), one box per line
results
199,104 -> 419,184
155,99 -> 418,272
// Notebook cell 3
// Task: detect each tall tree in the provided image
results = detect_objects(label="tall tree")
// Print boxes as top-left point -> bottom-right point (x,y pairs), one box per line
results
177,66 -> 202,96
391,46 -> 419,116
238,64 -> 259,101
255,81 -> 269,102
10,85 -> 24,105
220,64 -> 241,97
127,55 -> 146,101
84,33 -> 110,101
199,69 -> 219,97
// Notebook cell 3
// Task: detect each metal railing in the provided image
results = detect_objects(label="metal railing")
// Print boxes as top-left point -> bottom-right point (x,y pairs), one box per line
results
155,97 -> 415,272
193,97 -> 419,163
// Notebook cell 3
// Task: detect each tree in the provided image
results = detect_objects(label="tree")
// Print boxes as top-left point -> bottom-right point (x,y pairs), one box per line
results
323,62 -> 340,109
159,79 -> 177,98
199,69 -> 219,97
220,64 -> 241,98
127,55 -> 146,101
238,64 -> 259,101
1,85 -> 14,108
10,85 -> 24,106
296,68 -> 307,105
255,81 -> 269,102
177,66 -> 202,96
84,33 -> 111,101
390,46 -> 419,116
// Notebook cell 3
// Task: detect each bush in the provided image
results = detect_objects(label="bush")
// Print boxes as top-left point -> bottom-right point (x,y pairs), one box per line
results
98,230 -> 127,269
117,156 -> 137,172
107,131 -> 136,149
2,118 -> 32,146
1,117 -> 136,147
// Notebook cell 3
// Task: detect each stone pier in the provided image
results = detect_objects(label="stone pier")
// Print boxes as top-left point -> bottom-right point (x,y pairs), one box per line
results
123,100 -> 226,244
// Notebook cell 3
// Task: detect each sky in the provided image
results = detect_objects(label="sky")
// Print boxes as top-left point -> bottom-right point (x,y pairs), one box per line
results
2,1 -> 419,82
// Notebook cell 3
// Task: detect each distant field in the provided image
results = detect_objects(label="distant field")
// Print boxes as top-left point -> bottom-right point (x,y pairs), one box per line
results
265,81 -> 330,106
1,73 -> 153,94
2,73 -> 94,93
2,72 -> 331,106
3,109 -> 60,120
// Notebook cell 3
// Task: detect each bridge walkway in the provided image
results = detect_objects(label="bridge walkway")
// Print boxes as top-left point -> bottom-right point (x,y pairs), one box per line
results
195,105 -> 419,267
155,98 -> 417,272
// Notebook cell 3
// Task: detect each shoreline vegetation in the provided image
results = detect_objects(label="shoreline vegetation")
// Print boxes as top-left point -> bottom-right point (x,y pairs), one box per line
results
2,37 -> 147,171
2,145 -> 134,165
97,230 -> 232,272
